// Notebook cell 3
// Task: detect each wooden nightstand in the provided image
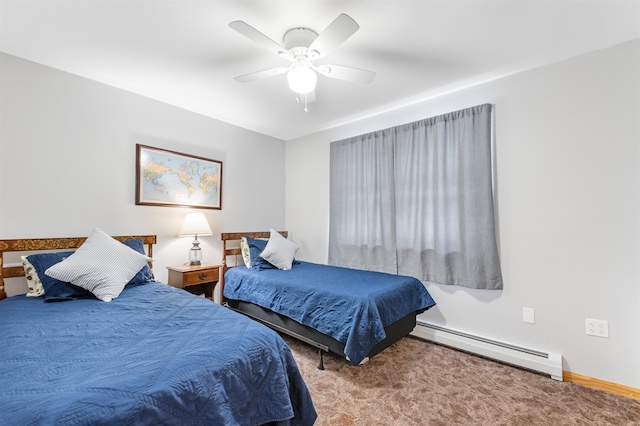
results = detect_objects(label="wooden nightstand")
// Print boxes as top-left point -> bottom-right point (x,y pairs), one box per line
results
167,264 -> 221,301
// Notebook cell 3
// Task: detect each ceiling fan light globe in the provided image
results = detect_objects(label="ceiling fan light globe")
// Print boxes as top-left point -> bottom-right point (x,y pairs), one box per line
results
287,66 -> 317,94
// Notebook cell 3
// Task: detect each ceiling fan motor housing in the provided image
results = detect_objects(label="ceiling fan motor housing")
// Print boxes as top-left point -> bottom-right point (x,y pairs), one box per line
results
283,28 -> 318,53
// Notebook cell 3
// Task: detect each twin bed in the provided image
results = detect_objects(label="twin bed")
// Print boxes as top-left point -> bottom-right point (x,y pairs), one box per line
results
0,229 -> 435,424
220,231 -> 436,369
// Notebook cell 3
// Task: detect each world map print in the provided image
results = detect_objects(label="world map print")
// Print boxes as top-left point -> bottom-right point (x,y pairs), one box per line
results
138,146 -> 222,209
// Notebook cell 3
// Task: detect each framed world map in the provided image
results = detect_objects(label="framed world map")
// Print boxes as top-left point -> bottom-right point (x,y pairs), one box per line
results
135,144 -> 222,209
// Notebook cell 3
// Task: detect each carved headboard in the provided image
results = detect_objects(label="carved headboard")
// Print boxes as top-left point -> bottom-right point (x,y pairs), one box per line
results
0,235 -> 157,300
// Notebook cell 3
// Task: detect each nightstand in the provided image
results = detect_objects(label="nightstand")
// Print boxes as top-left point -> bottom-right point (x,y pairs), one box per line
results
167,264 -> 221,301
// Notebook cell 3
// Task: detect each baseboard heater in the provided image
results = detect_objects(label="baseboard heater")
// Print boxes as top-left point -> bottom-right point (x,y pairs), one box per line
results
412,320 -> 563,381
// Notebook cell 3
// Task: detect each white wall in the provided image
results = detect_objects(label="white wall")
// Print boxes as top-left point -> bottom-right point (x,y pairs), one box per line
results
0,53 -> 287,294
285,40 -> 640,388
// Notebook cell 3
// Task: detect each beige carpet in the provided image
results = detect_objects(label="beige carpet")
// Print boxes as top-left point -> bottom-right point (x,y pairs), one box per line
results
284,334 -> 640,426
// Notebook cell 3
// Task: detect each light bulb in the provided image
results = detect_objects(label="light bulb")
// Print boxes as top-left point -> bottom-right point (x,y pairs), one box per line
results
287,66 -> 317,94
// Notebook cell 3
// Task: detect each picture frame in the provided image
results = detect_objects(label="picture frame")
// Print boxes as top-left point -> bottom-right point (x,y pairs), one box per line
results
135,144 -> 222,210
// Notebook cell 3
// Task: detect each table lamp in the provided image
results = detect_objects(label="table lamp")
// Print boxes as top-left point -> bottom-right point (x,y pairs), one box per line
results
179,213 -> 213,266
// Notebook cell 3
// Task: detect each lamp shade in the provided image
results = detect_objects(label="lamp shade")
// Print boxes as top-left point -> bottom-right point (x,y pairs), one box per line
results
179,213 -> 213,237
287,66 -> 317,94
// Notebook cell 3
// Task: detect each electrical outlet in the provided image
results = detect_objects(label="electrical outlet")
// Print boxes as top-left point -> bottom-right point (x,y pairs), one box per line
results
523,308 -> 535,324
585,319 -> 609,338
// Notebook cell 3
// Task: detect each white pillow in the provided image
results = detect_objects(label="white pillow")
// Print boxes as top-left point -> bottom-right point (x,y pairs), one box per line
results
259,228 -> 299,270
240,236 -> 252,268
21,256 -> 45,297
45,228 -> 152,302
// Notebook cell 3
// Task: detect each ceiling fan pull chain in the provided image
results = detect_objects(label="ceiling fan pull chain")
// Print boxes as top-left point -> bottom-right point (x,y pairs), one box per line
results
294,93 -> 309,112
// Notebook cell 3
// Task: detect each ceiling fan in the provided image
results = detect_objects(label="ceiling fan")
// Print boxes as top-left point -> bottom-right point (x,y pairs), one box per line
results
229,13 -> 375,106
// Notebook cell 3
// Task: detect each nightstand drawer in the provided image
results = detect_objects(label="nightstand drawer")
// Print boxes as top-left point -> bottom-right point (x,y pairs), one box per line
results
182,268 -> 219,286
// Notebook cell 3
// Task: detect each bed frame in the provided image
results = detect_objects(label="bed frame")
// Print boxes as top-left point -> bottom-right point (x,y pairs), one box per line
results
0,235 -> 157,300
220,231 -> 417,369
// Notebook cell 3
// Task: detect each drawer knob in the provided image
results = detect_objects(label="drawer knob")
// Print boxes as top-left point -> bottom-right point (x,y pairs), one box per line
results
198,273 -> 208,280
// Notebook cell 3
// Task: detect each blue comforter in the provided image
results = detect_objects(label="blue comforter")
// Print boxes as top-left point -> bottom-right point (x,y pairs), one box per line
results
224,261 -> 436,365
0,283 -> 316,426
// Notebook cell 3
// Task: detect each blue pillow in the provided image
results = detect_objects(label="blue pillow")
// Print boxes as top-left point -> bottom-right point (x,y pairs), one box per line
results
122,239 -> 154,286
245,236 -> 276,270
27,252 -> 93,301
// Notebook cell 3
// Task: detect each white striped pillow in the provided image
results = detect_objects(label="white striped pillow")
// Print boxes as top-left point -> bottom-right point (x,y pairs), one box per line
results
45,228 -> 152,302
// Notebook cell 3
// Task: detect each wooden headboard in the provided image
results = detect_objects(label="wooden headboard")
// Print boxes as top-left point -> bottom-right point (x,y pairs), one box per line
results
219,231 -> 287,305
0,235 -> 157,300
220,231 -> 288,269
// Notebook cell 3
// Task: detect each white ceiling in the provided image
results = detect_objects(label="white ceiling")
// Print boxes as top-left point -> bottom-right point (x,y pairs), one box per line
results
1,0 -> 639,141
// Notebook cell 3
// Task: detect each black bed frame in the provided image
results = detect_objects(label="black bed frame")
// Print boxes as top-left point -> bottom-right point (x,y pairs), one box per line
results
226,299 -> 416,369
219,231 -> 418,369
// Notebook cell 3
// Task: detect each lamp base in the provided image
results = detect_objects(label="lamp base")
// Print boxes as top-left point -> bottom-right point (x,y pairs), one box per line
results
188,236 -> 203,266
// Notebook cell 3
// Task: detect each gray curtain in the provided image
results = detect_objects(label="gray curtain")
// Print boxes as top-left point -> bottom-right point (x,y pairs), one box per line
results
329,104 -> 503,290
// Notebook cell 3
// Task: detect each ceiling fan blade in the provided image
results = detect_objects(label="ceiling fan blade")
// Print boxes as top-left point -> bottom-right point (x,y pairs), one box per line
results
308,13 -> 359,58
316,64 -> 376,84
229,21 -> 290,58
234,66 -> 290,83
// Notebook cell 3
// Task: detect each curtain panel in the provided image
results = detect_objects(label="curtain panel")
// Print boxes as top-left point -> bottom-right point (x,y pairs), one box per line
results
329,104 -> 503,290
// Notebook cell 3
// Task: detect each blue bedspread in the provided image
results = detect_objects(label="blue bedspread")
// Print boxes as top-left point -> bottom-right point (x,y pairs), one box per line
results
0,283 -> 317,426
224,261 -> 436,365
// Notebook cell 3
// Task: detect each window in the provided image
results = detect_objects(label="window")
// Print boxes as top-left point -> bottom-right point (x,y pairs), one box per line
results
329,104 -> 502,290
